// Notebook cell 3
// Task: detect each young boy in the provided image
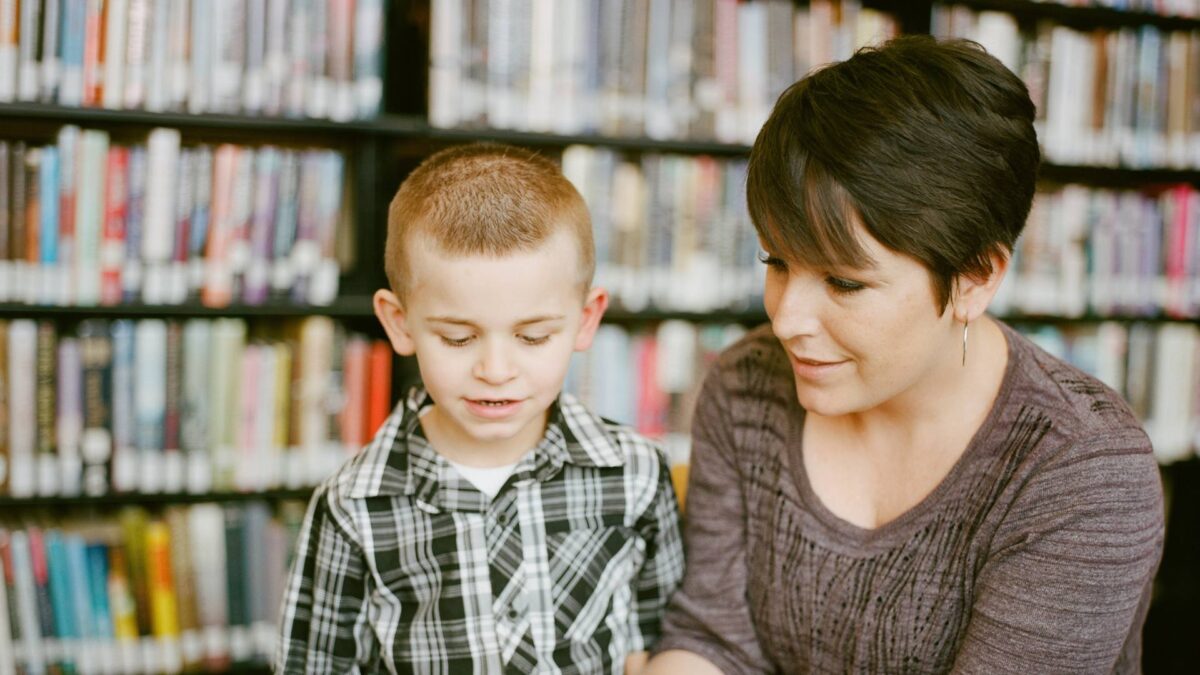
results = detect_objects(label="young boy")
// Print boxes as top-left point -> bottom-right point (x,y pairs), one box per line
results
276,143 -> 685,674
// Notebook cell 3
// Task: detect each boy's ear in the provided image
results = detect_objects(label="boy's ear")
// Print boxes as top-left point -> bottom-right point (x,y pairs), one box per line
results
573,287 -> 609,352
374,288 -> 417,356
952,249 -> 1010,323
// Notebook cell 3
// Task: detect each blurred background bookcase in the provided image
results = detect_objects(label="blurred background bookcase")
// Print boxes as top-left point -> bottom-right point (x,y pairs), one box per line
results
0,0 -> 1198,673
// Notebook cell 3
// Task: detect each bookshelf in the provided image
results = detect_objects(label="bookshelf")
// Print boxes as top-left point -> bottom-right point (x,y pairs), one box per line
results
1,0 -> 1198,673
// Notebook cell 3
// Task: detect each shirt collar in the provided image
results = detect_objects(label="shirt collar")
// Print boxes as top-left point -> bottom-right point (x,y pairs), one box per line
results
341,386 -> 626,507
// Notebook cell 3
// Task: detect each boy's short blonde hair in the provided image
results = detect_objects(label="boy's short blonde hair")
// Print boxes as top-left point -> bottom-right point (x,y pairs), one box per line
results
385,143 -> 594,299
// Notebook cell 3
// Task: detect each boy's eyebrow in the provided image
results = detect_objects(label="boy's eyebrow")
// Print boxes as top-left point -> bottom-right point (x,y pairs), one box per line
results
426,314 -> 565,327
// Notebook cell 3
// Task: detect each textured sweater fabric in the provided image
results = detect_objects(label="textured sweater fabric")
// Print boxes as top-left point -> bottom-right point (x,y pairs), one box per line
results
654,322 -> 1164,674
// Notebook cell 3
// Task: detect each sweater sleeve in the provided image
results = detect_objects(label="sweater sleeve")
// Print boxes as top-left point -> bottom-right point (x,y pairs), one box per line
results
652,368 -> 775,675
951,434 -> 1164,674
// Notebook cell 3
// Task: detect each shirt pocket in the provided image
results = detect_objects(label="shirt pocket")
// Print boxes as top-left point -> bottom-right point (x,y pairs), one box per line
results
545,526 -> 645,642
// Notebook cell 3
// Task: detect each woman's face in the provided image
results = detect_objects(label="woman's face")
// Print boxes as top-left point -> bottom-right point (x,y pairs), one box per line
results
761,223 -> 961,418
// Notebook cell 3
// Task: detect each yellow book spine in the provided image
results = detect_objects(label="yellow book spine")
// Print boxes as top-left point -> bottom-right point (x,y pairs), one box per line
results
145,522 -> 180,639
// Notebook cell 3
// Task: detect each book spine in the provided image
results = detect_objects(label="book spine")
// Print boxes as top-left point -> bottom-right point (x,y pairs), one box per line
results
0,529 -> 17,675
55,338 -> 84,497
0,0 -> 18,102
82,0 -> 105,106
102,0 -> 129,109
16,0 -> 40,101
40,0 -> 61,103
78,319 -> 113,497
10,531 -> 46,675
100,145 -> 128,306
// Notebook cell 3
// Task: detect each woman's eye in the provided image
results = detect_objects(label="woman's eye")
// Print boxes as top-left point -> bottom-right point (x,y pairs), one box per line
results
826,276 -> 865,294
518,334 -> 550,346
440,335 -> 473,347
757,251 -> 787,271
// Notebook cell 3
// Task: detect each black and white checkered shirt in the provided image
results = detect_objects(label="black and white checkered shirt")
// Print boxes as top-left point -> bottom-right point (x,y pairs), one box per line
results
276,387 -> 685,674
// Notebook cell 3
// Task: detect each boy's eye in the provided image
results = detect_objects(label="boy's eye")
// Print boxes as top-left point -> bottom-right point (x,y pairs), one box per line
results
826,276 -> 865,294
440,335 -> 473,347
757,250 -> 787,271
518,334 -> 550,346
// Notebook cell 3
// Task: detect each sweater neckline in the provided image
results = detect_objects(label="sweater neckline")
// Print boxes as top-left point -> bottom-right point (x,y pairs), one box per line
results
785,321 -> 1023,554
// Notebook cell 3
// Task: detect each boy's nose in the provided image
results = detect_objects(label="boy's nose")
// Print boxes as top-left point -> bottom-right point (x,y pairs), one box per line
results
473,343 -> 517,384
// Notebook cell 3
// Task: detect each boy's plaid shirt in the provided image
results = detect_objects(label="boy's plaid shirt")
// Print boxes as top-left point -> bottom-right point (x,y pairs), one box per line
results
276,387 -> 685,674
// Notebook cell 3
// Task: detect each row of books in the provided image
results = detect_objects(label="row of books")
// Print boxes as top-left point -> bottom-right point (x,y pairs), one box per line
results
934,5 -> 1200,168
0,129 -> 348,308
1017,321 -> 1200,462
561,145 -> 761,312
566,321 -> 747,457
429,0 -> 898,144
991,183 -> 1200,318
0,0 -> 384,120
0,501 -> 305,674
0,316 -> 393,499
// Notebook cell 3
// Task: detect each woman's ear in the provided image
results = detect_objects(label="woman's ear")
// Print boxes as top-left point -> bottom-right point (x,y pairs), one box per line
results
953,250 -> 1010,323
574,286 -> 610,352
374,288 -> 417,356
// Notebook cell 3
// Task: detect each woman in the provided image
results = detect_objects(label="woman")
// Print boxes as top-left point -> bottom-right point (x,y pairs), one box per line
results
644,37 -> 1163,674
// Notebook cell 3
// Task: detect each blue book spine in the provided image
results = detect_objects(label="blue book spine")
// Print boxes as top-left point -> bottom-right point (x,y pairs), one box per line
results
65,536 -> 93,643
39,148 -> 59,265
124,146 -> 147,303
111,320 -> 136,492
44,531 -> 77,673
85,544 -> 113,641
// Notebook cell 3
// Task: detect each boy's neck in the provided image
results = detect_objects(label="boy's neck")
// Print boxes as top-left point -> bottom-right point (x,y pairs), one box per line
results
418,404 -> 548,468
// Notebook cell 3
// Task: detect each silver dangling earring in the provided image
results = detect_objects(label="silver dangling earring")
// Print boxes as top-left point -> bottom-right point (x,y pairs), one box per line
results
962,321 -> 969,367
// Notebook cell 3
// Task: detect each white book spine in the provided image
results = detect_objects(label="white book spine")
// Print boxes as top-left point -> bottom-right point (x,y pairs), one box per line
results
145,0 -> 170,111
243,0 -> 267,114
353,0 -> 383,118
123,0 -> 150,108
134,319 -> 167,493
141,128 -> 181,304
16,0 -> 38,100
187,0 -> 211,113
102,0 -> 130,108
429,0 -> 461,128
7,321 -> 36,498
527,0 -> 555,132
0,0 -> 15,102
166,0 -> 189,109
263,0 -> 289,115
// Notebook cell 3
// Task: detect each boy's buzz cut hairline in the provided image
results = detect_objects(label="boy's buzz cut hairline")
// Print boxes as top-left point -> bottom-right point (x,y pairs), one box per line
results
384,143 -> 595,298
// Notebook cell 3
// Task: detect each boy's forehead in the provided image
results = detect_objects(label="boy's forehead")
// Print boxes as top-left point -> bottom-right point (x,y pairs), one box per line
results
405,231 -> 586,308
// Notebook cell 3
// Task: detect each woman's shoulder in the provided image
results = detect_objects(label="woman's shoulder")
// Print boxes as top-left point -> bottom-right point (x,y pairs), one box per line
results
976,325 -> 1163,553
998,321 -> 1154,463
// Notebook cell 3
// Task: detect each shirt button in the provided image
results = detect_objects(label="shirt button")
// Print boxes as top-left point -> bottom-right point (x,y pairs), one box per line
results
496,512 -> 510,526
507,607 -> 520,621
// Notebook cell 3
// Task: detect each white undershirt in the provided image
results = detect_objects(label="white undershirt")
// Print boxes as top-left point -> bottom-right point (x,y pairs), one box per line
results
445,458 -> 519,499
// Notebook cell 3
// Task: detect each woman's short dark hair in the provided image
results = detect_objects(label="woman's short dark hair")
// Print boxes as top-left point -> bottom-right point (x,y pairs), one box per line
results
746,35 -> 1040,312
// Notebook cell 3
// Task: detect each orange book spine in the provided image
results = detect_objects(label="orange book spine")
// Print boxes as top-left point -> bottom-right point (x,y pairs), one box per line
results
366,340 -> 392,439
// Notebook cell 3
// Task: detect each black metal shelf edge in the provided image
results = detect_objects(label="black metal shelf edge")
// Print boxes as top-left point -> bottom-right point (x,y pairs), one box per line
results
0,303 -> 1194,325
1040,163 -> 1200,186
1000,312 -> 1200,324
0,297 -> 377,318
952,0 -> 1200,30
0,101 -> 397,135
415,125 -> 755,156
0,488 -> 314,508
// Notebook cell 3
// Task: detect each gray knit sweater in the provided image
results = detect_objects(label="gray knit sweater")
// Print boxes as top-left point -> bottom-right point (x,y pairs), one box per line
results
655,322 -> 1164,674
